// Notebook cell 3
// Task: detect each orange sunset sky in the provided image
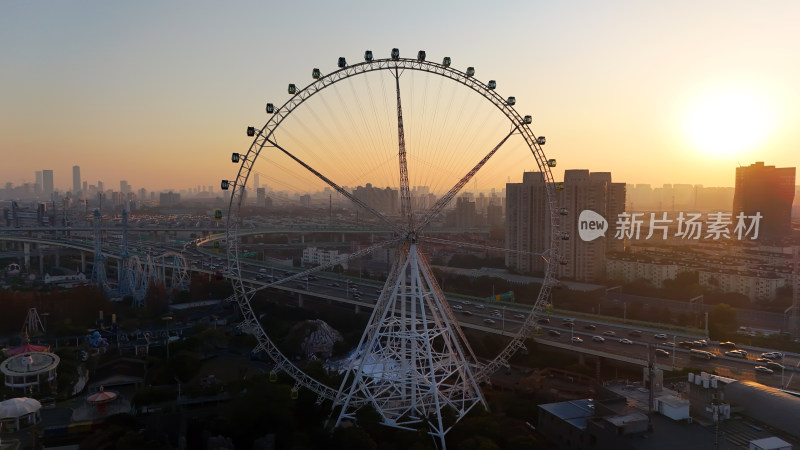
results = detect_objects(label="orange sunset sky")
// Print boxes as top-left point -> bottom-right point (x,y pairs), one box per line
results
2,1 -> 798,194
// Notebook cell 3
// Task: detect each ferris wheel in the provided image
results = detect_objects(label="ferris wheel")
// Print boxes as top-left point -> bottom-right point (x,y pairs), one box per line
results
223,48 -> 561,446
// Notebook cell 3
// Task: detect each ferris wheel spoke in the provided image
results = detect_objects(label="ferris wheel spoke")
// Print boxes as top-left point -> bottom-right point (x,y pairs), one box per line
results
393,68 -> 414,231
415,127 -> 518,232
265,137 -> 404,234
419,236 -> 550,258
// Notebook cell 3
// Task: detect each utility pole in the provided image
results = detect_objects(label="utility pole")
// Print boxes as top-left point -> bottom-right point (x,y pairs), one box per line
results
792,246 -> 799,338
647,343 -> 654,432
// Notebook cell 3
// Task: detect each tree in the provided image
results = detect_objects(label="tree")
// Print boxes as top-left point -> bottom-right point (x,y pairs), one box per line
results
708,303 -> 738,340
145,282 -> 170,316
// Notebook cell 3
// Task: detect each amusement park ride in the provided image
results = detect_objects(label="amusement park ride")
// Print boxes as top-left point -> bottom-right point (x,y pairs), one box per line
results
221,49 -> 565,448
89,209 -> 189,304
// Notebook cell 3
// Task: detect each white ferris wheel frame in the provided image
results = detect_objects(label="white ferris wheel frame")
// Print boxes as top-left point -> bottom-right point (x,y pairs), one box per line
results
224,52 -> 561,402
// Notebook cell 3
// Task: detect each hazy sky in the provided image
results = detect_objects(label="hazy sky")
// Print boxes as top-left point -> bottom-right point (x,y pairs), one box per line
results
2,1 -> 799,193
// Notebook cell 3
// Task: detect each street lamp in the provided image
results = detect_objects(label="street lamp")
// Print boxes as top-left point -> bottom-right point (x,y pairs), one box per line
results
782,353 -> 786,388
672,335 -> 676,369
162,315 -> 174,360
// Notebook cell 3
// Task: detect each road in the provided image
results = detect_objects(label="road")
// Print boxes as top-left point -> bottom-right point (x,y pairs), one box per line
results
184,249 -> 800,392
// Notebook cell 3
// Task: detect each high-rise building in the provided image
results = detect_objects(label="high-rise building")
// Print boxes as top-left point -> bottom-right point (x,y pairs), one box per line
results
505,172 -> 550,274
72,165 -> 81,195
505,170 -> 626,282
257,187 -> 266,207
487,202 -> 503,228
353,183 -> 399,215
733,162 -> 795,240
120,180 -> 130,194
35,171 -> 43,194
454,196 -> 477,228
159,191 -> 181,206
42,170 -> 54,198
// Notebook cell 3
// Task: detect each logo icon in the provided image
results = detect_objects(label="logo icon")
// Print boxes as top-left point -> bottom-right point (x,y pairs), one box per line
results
578,210 -> 607,241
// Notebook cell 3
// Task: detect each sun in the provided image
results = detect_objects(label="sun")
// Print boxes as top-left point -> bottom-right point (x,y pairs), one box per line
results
684,86 -> 775,158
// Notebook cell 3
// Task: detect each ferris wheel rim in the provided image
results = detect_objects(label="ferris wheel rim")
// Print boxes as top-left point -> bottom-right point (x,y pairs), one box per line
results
225,51 -> 561,398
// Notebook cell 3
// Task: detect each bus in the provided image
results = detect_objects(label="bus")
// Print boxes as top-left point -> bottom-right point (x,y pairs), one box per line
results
690,349 -> 715,360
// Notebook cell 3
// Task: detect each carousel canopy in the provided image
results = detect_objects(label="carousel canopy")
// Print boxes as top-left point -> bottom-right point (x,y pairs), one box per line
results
87,388 -> 118,405
0,397 -> 41,419
5,342 -> 50,356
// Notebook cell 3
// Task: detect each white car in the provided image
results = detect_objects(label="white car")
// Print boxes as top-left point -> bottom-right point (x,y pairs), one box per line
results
725,350 -> 747,359
513,314 -> 526,319
654,334 -> 668,340
483,319 -> 496,325
571,336 -> 583,344
592,336 -> 605,343
452,304 -> 463,310
754,366 -> 774,374
602,331 -> 616,337
618,338 -> 633,345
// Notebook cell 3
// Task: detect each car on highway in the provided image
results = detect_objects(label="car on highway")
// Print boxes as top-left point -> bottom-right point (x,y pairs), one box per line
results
761,352 -> 783,360
583,324 -> 597,330
766,361 -> 785,371
618,338 -> 634,345
629,330 -> 643,337
548,330 -> 561,337
725,350 -> 747,358
678,341 -> 695,348
571,337 -> 583,344
755,358 -> 772,364
719,341 -> 736,348
754,366 -> 774,374
663,342 -> 675,347
562,322 -> 574,328
655,349 -> 669,357
694,339 -> 708,347
475,305 -> 485,309
483,319 -> 496,325
537,318 -> 550,324
602,330 -> 616,337
462,311 -> 473,316
592,336 -> 605,343
452,304 -> 463,310
514,314 -> 526,319
654,334 -> 668,340
491,312 -> 502,318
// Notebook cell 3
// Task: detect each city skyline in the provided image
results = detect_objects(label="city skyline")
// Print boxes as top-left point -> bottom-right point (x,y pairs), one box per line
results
2,2 -> 799,192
